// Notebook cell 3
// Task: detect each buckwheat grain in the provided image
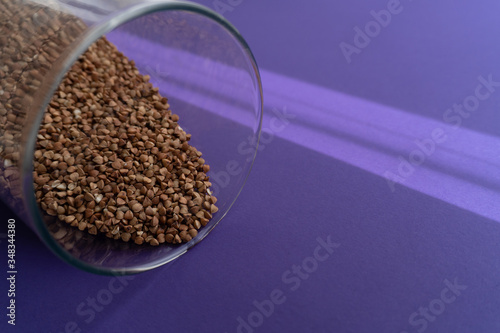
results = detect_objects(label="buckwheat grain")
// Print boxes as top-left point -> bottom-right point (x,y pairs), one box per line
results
33,37 -> 218,245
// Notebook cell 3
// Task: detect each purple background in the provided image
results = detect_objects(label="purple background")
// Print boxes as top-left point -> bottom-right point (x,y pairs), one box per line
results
2,1 -> 500,332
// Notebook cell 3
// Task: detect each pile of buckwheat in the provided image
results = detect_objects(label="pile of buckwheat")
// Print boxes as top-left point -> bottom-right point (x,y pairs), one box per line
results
1,0 -> 89,214
33,37 -> 218,246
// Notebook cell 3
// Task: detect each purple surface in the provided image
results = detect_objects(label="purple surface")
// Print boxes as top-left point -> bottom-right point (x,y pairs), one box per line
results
2,1 -> 500,332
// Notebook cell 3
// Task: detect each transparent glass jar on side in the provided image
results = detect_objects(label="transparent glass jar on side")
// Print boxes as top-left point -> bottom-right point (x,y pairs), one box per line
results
0,0 -> 263,274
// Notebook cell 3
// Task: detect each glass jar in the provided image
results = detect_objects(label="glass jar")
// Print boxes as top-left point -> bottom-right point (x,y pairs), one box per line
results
0,0 -> 263,274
